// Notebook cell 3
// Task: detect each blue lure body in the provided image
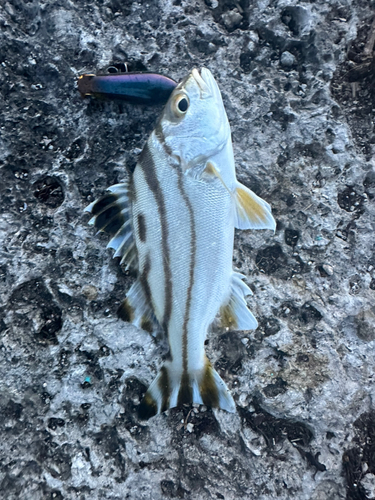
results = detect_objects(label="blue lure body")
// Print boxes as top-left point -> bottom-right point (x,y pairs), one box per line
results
78,72 -> 177,104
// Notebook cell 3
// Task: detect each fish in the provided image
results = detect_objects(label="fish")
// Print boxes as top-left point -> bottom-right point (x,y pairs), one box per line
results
78,72 -> 177,104
85,68 -> 275,419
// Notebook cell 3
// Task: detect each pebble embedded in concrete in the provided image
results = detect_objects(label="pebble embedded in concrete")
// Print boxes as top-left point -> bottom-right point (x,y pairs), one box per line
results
280,51 -> 296,68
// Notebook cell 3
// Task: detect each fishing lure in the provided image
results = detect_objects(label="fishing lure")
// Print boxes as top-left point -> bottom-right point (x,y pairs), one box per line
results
86,68 -> 275,418
78,72 -> 177,104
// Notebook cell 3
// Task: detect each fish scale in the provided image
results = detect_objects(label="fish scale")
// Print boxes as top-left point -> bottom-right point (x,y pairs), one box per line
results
86,67 -> 276,418
132,164 -> 166,318
133,144 -> 191,336
182,176 -> 234,367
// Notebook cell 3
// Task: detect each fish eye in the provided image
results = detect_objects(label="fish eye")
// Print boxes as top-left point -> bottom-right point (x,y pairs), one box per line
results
177,97 -> 188,112
171,93 -> 189,117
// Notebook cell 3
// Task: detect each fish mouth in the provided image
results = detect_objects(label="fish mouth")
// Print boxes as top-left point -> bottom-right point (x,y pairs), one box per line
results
176,68 -> 216,98
192,68 -> 210,95
191,68 -> 213,98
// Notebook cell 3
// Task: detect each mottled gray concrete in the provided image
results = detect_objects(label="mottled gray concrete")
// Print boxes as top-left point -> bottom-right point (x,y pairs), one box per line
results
0,0 -> 374,499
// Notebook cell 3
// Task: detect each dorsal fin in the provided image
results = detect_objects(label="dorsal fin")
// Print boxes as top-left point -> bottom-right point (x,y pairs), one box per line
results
218,272 -> 258,330
117,278 -> 160,336
85,182 -> 138,271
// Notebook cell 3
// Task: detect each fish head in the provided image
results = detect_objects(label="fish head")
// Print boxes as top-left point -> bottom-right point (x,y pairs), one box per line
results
157,68 -> 231,171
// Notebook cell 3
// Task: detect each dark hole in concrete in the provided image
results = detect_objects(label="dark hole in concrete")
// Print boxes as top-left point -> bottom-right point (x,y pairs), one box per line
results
284,228 -> 300,247
33,176 -> 64,208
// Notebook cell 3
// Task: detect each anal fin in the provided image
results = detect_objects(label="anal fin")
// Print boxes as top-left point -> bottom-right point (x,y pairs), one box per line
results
218,272 -> 258,330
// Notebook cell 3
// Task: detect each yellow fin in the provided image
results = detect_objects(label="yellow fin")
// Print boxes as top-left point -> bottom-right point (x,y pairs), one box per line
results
199,359 -> 235,412
202,163 -> 275,231
138,358 -> 235,419
218,272 -> 258,331
234,183 -> 276,231
219,303 -> 238,330
204,161 -> 219,177
200,161 -> 230,186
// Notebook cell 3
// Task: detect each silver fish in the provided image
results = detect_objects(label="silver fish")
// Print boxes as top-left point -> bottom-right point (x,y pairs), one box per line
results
86,68 -> 275,418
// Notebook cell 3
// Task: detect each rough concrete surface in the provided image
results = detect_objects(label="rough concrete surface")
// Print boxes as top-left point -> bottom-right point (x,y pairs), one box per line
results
0,0 -> 374,499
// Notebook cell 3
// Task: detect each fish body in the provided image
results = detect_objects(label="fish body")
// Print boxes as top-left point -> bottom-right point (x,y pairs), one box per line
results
86,68 -> 275,418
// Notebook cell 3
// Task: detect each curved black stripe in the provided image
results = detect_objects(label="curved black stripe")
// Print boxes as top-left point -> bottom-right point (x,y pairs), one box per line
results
138,143 -> 173,333
137,213 -> 146,242
176,169 -> 197,374
154,123 -> 173,157
140,253 -> 152,306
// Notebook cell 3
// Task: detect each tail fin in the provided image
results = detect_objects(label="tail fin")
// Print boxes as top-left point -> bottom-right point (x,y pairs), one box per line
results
138,359 -> 236,419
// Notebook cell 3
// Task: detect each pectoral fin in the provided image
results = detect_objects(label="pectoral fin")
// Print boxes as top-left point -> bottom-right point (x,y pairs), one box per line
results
218,272 -> 258,331
234,183 -> 276,231
200,162 -> 275,231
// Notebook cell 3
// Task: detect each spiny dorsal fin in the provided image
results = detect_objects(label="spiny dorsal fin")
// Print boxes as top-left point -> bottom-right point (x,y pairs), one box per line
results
85,182 -> 138,271
218,272 -> 258,331
234,183 -> 276,231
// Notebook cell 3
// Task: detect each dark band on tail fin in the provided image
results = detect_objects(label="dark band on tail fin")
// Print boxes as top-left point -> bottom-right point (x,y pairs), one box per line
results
138,365 -> 170,419
137,359 -> 235,420
159,366 -> 170,413
199,362 -> 219,408
138,393 -> 157,420
177,372 -> 193,407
